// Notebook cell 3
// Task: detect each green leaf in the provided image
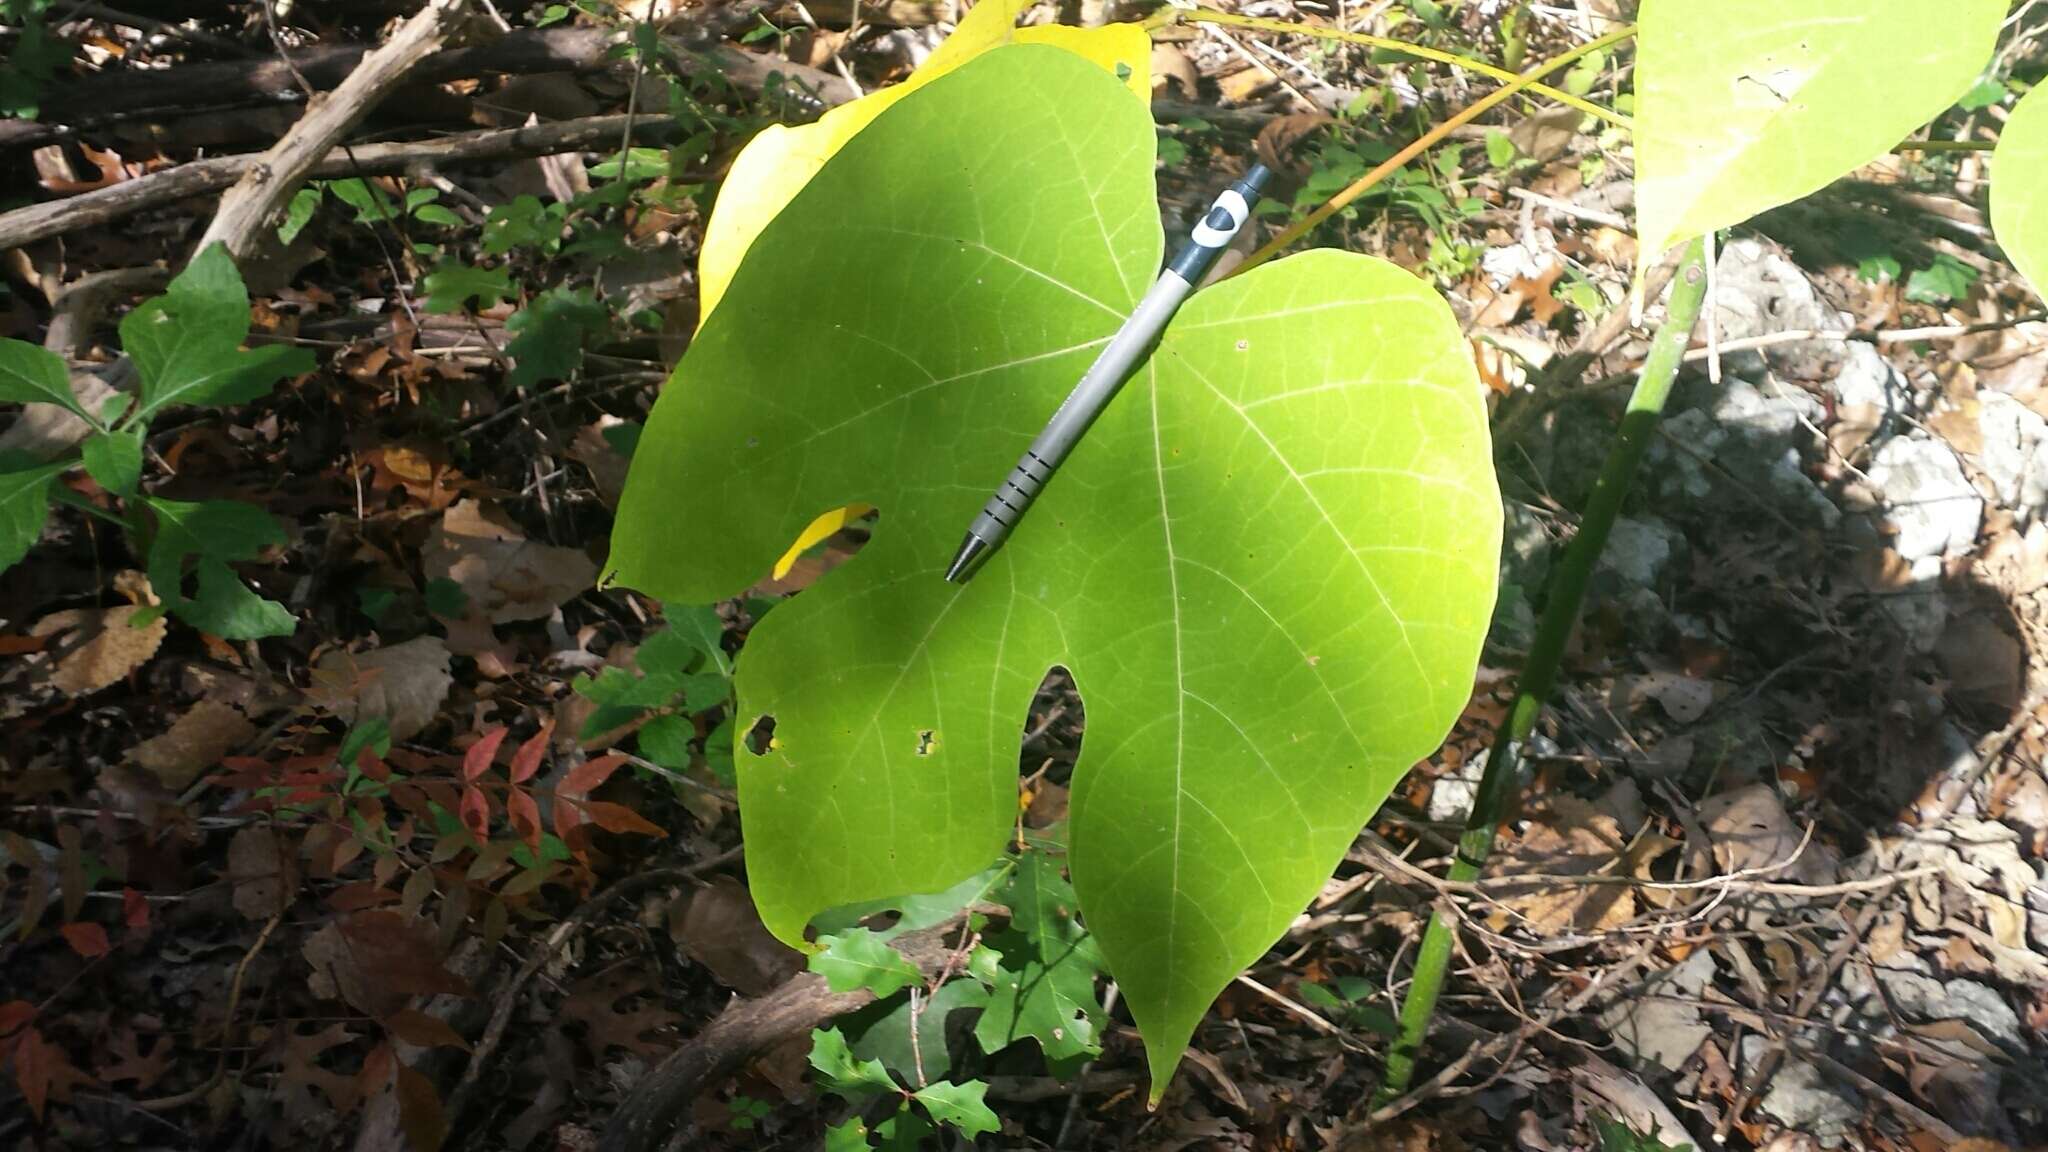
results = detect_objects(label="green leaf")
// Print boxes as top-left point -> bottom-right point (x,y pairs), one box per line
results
1594,1113 -> 1693,1152
326,177 -> 397,225
1959,75 -> 2008,112
0,337 -> 84,416
636,713 -> 694,768
82,428 -> 143,496
1484,129 -> 1516,169
606,45 -> 1498,1095
811,929 -> 923,997
504,287 -> 609,389
144,497 -> 296,639
481,195 -> 562,256
0,460 -> 65,576
665,602 -> 732,675
121,244 -> 317,421
413,204 -> 464,227
823,1119 -> 872,1152
911,1080 -> 999,1139
807,1027 -> 900,1098
1994,83 -> 2048,303
1634,0 -> 2005,263
873,1106 -> 932,1152
812,865 -> 1003,940
849,976 -> 988,1081
422,264 -> 516,314
1904,253 -> 1979,304
972,926 -> 1104,1067
278,186 -> 323,244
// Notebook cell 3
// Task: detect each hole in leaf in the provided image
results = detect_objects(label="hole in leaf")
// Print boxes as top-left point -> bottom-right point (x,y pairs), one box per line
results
1018,667 -> 1084,830
766,506 -> 877,591
915,729 -> 937,756
744,714 -> 776,755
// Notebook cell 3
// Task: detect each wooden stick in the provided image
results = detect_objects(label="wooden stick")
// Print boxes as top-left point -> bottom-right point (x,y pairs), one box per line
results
197,0 -> 472,259
0,113 -> 687,252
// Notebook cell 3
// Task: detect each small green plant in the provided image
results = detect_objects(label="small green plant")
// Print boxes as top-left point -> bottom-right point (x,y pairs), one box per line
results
0,244 -> 314,638
572,602 -> 739,784
801,838 -> 1108,1148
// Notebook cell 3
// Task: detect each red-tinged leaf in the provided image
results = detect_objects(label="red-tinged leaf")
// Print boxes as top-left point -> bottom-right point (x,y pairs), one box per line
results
562,752 -> 630,796
417,779 -> 462,815
385,747 -> 437,774
278,770 -> 345,788
355,1039 -> 395,1105
15,1026 -> 50,1121
121,888 -> 151,934
463,727 -> 509,783
504,787 -> 543,852
281,752 -> 335,773
509,722 -> 553,784
210,765 -> 277,790
337,911 -> 473,999
14,1027 -> 92,1120
395,1061 -> 448,1152
383,1009 -> 471,1051
357,748 -> 392,781
59,921 -> 111,959
459,785 -> 490,841
581,801 -> 666,838
328,882 -> 403,912
552,796 -> 583,835
0,1001 -> 33,1037
388,782 -> 435,821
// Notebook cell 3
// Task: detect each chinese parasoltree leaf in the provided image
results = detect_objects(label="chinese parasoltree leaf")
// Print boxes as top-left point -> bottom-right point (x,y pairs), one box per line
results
1634,0 -> 2004,265
694,0 -> 1148,324
607,46 -> 1500,1096
1994,84 -> 2048,302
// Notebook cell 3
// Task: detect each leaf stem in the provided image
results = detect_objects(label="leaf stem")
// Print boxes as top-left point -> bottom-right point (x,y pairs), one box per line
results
50,481 -> 139,534
1372,236 -> 1710,1105
1174,9 -> 1627,128
1232,23 -> 1637,276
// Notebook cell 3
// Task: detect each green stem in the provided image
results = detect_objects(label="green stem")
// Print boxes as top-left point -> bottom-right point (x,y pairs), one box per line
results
1176,9 -> 1628,128
50,483 -> 139,534
1373,235 -> 1711,1105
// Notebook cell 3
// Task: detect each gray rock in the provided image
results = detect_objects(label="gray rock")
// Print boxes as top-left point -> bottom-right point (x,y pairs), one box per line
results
1742,1036 -> 1860,1144
1601,948 -> 1716,1072
1975,391 -> 2048,514
1598,516 -> 1683,587
1942,980 -> 2023,1049
1709,239 -> 1906,411
1864,436 -> 1982,560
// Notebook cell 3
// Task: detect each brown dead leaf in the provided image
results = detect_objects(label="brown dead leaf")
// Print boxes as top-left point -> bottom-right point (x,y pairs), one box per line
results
425,500 -> 597,624
1584,226 -> 1638,269
33,573 -> 167,696
567,418 -> 633,508
1698,783 -> 1836,884
1152,43 -> 1200,97
307,636 -> 453,742
305,911 -> 471,1018
1485,795 -> 1670,935
1508,105 -> 1587,163
667,876 -> 802,996
130,699 -> 257,789
561,968 -> 682,1059
1513,262 -> 1568,326
1929,399 -> 1985,457
1255,111 -> 1334,173
95,1028 -> 173,1089
229,827 -> 299,920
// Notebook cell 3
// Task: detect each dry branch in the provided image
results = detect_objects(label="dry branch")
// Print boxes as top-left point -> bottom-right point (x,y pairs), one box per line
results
599,924 -> 963,1152
0,114 -> 687,254
0,22 -> 832,149
197,0 -> 473,258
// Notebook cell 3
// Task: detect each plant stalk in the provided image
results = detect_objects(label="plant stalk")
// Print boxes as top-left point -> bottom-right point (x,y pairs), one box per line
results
1176,9 -> 1627,127
1373,236 -> 1711,1105
1232,23 -> 1636,276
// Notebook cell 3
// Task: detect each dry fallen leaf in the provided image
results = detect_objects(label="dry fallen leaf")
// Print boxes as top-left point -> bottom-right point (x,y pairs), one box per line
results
1698,783 -> 1837,885
425,500 -> 597,624
129,699 -> 258,790
32,572 -> 167,696
667,876 -> 802,996
228,827 -> 299,920
1486,795 -> 1671,935
567,418 -> 633,508
307,636 -> 454,742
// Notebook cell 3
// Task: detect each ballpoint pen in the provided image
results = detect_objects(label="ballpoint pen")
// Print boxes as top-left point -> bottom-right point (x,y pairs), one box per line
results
943,163 -> 1273,584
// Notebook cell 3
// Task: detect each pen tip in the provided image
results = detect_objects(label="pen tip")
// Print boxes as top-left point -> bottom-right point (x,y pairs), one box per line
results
944,533 -> 994,584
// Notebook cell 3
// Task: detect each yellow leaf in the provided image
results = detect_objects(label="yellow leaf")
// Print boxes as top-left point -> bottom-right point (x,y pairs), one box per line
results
696,8 -> 1150,323
772,503 -> 874,579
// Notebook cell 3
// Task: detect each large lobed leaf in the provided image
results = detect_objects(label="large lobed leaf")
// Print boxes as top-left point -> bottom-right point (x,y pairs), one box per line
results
693,0 -> 1148,324
1994,84 -> 2048,302
1634,0 -> 2005,264
608,46 -> 1500,1091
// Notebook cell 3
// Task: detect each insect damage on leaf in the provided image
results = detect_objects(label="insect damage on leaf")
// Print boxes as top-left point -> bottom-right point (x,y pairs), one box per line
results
606,45 -> 1501,1095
